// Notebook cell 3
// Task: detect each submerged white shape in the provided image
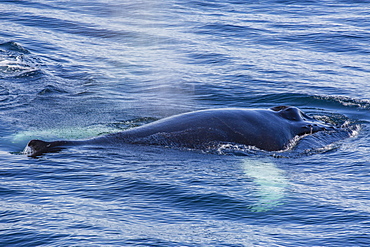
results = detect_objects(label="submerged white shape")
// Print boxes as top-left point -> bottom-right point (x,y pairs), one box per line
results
242,158 -> 288,212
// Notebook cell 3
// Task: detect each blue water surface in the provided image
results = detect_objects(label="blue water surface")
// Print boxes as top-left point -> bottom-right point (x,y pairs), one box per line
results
1,0 -> 370,246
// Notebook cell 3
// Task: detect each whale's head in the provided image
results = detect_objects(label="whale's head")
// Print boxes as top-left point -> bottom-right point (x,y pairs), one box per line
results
270,105 -> 336,135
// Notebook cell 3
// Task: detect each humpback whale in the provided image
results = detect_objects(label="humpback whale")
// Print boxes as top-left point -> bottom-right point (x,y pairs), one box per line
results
24,106 -> 335,157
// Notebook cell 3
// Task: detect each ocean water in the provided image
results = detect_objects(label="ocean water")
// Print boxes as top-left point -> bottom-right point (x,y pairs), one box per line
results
1,0 -> 370,246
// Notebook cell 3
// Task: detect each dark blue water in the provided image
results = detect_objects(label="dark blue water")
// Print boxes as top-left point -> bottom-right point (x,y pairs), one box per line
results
1,0 -> 370,246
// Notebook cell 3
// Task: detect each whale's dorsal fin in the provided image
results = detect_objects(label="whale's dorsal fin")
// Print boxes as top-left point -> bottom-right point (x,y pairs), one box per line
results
24,140 -> 64,157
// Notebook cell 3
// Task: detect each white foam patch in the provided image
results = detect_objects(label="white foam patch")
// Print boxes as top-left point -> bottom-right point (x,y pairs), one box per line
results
0,55 -> 38,76
242,158 -> 288,212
